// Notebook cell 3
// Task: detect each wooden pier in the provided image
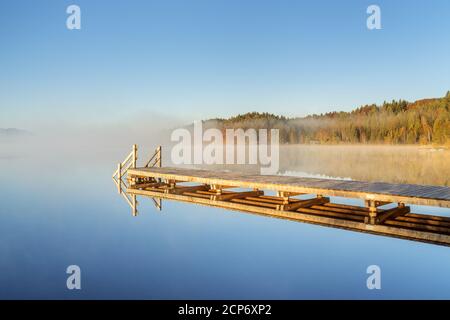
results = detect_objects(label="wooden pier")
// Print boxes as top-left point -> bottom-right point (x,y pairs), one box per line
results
113,145 -> 450,246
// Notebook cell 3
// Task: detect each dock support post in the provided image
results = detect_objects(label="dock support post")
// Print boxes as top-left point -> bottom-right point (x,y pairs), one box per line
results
210,184 -> 227,194
365,200 -> 383,224
365,200 -> 409,224
277,191 -> 290,204
276,191 -> 305,204
132,195 -> 137,217
164,179 -> 177,194
367,200 -> 377,224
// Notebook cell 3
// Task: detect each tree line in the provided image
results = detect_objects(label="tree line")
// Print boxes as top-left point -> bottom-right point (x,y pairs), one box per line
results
206,92 -> 450,145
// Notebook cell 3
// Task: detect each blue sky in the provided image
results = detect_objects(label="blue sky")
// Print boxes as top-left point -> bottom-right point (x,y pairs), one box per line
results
1,0 -> 450,128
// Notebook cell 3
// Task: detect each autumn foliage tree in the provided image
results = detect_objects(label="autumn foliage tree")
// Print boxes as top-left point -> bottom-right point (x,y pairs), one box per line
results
206,92 -> 450,145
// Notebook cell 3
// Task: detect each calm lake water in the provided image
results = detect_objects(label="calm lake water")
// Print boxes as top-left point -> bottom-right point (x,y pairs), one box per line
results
1,143 -> 449,299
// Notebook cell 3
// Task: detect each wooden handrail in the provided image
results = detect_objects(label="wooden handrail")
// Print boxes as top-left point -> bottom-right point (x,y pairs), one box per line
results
112,144 -> 139,216
114,144 -> 162,182
112,144 -> 163,216
145,152 -> 157,167
145,146 -> 162,168
112,144 -> 138,182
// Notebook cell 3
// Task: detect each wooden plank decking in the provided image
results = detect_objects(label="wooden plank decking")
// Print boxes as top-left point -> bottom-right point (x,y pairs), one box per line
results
127,167 -> 450,208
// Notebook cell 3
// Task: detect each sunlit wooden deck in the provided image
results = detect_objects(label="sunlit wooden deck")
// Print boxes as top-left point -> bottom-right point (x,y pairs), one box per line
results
113,145 -> 450,246
128,167 -> 450,208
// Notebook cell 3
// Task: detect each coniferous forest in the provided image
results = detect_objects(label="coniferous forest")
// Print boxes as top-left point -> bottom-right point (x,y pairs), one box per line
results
207,92 -> 450,145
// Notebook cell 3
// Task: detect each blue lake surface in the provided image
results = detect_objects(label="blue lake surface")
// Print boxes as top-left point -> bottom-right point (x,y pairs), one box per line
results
0,149 -> 449,299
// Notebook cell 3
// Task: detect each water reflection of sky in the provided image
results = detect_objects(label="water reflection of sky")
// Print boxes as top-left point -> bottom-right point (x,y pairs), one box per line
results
1,152 -> 450,299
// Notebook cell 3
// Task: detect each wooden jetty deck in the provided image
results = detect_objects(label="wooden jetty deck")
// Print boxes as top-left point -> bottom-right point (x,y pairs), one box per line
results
113,145 -> 450,246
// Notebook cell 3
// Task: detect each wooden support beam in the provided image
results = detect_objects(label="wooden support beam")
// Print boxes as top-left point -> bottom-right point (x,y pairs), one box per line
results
310,204 -> 368,217
259,195 -> 297,201
374,205 -> 410,224
209,184 -> 235,194
160,179 -> 179,193
143,187 -> 166,193
324,202 -> 371,213
168,179 -> 177,187
405,212 -> 450,223
384,220 -> 450,234
196,190 -> 231,196
181,191 -> 212,199
169,184 -> 209,195
276,191 -> 305,204
365,199 -> 394,224
395,216 -> 450,228
230,198 -> 279,209
245,196 -> 287,205
279,197 -> 330,211
130,182 -> 166,189
133,176 -> 156,183
296,207 -> 366,222
213,190 -> 263,201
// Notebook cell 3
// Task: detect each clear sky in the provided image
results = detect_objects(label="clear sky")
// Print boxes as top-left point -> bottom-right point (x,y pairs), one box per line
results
1,0 -> 450,129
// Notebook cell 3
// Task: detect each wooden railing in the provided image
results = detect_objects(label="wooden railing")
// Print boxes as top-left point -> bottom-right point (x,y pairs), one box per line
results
112,144 -> 138,190
145,146 -> 162,168
112,144 -> 163,215
117,178 -> 138,216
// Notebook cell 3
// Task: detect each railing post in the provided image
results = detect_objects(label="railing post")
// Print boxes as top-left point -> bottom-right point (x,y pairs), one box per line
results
157,146 -> 162,167
117,163 -> 122,193
132,144 -> 138,168
132,195 -> 137,216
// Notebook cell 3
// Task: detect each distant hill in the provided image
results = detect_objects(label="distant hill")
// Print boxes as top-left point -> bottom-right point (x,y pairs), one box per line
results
0,128 -> 32,137
205,91 -> 450,145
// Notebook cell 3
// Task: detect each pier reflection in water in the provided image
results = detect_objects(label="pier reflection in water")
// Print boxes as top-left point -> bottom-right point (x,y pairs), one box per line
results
112,165 -> 450,247
113,144 -> 450,246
